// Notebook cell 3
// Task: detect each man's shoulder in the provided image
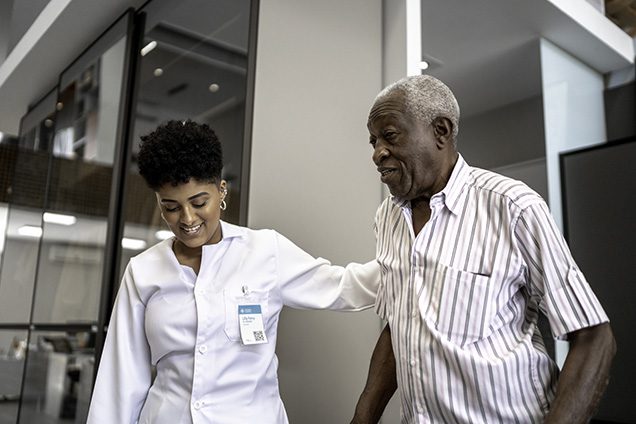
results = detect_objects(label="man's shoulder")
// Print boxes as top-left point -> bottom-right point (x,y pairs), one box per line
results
466,166 -> 544,209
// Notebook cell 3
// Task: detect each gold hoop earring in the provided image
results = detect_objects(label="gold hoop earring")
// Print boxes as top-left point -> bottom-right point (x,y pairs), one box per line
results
220,199 -> 227,211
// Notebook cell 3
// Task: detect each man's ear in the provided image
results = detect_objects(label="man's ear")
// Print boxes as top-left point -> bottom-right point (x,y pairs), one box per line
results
432,117 -> 453,148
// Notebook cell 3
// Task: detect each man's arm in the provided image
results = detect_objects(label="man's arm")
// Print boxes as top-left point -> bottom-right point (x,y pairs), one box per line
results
351,323 -> 398,424
544,322 -> 616,423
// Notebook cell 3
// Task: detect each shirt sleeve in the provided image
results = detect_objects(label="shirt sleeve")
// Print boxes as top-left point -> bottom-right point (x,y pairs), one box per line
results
514,200 -> 609,339
87,262 -> 152,424
274,231 -> 380,311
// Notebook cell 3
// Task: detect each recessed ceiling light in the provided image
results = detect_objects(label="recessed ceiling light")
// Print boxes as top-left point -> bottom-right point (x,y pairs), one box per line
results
419,61 -> 429,70
154,68 -> 164,77
141,41 -> 157,56
18,225 -> 43,238
208,83 -> 220,93
121,237 -> 147,250
43,212 -> 77,226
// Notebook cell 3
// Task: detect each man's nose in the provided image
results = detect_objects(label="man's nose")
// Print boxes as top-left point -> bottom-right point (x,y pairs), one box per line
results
373,144 -> 389,164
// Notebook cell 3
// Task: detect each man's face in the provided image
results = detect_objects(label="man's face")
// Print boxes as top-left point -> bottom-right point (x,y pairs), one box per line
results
367,91 -> 446,201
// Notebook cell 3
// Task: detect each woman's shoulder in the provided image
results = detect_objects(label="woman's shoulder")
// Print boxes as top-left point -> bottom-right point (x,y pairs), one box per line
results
126,238 -> 175,278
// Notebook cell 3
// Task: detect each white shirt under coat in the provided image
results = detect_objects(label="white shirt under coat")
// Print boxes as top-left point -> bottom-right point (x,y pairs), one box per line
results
87,221 -> 379,424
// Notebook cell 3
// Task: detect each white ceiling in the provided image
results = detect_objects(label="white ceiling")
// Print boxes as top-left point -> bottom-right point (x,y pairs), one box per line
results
419,0 -> 634,118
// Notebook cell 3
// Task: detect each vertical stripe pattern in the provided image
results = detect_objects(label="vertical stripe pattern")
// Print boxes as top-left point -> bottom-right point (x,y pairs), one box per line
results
374,155 -> 608,423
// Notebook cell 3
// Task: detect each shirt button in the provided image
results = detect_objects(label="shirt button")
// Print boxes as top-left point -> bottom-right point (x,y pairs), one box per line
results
411,311 -> 418,318
410,359 -> 416,366
193,401 -> 202,410
198,345 -> 208,354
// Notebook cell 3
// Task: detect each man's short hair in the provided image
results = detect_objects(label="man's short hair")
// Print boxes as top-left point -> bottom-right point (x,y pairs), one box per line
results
374,75 -> 460,141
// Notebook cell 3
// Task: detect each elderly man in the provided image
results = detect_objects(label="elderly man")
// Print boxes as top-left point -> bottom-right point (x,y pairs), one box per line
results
351,75 -> 615,423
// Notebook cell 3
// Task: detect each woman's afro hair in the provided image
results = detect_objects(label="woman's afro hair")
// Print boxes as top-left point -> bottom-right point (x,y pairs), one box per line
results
137,119 -> 223,190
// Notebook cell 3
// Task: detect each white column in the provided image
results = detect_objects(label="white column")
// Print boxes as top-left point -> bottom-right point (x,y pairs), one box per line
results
540,38 -> 606,231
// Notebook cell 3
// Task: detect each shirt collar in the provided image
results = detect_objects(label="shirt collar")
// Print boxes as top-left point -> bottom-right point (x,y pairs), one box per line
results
161,220 -> 246,251
218,220 -> 246,240
438,154 -> 469,215
391,154 -> 470,215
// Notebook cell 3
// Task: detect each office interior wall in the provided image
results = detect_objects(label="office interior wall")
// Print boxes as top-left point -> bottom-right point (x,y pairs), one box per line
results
249,0 -> 389,422
460,95 -> 546,170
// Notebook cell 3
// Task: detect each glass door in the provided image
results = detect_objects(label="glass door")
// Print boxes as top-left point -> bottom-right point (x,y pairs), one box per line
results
0,10 -> 138,424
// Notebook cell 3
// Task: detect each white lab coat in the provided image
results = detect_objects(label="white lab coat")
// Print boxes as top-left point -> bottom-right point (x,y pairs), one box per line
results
87,221 -> 379,423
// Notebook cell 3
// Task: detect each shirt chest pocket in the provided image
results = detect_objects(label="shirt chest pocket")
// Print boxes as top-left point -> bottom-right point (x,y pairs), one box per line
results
223,288 -> 270,342
421,264 -> 495,347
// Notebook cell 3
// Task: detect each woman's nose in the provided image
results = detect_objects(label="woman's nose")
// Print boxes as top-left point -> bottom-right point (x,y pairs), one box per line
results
180,206 -> 196,224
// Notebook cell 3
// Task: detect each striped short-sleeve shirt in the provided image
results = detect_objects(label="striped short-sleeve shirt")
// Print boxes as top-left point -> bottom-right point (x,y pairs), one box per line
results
375,155 -> 609,423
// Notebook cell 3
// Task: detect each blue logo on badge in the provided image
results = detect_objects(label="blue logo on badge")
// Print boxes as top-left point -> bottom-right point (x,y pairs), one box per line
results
238,304 -> 261,314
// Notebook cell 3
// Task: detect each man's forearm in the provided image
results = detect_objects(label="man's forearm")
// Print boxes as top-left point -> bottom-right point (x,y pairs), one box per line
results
545,323 -> 616,423
351,323 -> 398,424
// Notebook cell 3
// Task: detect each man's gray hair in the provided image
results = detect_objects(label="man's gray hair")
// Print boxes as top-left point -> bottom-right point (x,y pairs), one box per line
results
374,75 -> 460,141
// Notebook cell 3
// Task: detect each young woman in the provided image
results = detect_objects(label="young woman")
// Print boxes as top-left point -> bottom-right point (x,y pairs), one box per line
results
86,120 -> 378,424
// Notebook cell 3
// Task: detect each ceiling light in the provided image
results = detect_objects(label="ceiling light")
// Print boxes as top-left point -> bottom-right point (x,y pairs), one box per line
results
155,230 -> 173,240
419,61 -> 429,70
43,212 -> 77,226
121,237 -> 147,250
0,132 -> 3,143
141,41 -> 157,56
18,225 -> 43,238
208,83 -> 220,93
56,102 -> 63,111
153,68 -> 163,77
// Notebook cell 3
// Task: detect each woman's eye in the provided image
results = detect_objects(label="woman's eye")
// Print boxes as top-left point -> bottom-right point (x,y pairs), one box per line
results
165,206 -> 179,212
192,202 -> 207,208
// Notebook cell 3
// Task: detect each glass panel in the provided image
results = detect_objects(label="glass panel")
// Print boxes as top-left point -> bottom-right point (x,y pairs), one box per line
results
0,90 -> 56,324
116,0 -> 252,289
18,329 -> 96,424
30,33 -> 129,325
0,330 -> 28,424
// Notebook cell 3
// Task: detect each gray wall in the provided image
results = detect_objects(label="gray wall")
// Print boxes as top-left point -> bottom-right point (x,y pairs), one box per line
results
249,0 -> 393,422
459,95 -> 546,170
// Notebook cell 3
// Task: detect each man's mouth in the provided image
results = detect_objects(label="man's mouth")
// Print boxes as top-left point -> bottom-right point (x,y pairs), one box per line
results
378,167 -> 397,182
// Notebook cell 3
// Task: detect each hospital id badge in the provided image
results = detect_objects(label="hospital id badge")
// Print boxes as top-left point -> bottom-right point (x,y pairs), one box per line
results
238,304 -> 268,345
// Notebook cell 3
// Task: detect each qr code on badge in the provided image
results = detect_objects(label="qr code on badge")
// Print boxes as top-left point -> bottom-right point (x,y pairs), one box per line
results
253,331 -> 265,341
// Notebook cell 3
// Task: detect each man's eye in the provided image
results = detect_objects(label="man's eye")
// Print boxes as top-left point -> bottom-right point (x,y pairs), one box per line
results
384,131 -> 396,140
369,138 -> 377,147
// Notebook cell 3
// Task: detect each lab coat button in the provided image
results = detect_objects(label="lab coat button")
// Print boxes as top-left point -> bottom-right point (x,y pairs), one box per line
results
198,345 -> 208,354
193,401 -> 202,410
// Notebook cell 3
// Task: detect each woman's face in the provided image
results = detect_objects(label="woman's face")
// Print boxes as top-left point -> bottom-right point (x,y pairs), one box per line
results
156,179 -> 227,249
